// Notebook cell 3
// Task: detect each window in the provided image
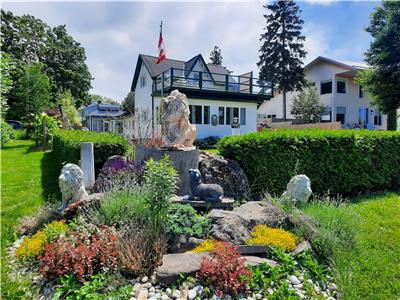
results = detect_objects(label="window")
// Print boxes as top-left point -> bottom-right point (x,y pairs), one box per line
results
359,85 -> 363,98
321,107 -> 332,122
218,107 -> 224,125
140,75 -> 146,88
336,107 -> 346,124
320,80 -> 332,95
226,107 -> 232,125
240,108 -> 246,125
204,106 -> 210,124
374,110 -> 382,126
189,105 -> 203,124
267,114 -> 277,119
336,79 -> 346,94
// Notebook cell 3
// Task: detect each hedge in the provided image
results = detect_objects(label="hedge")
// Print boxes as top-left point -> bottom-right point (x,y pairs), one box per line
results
218,129 -> 400,196
53,130 -> 132,172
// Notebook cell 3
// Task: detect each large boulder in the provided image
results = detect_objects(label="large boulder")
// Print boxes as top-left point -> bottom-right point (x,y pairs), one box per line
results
208,201 -> 286,244
281,175 -> 312,204
198,152 -> 250,199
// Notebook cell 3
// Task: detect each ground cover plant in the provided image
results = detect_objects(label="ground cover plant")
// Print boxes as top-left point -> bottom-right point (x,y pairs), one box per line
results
218,129 -> 400,196
245,224 -> 298,251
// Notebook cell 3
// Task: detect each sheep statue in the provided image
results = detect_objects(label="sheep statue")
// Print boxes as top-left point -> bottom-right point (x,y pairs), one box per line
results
57,163 -> 89,212
187,169 -> 224,201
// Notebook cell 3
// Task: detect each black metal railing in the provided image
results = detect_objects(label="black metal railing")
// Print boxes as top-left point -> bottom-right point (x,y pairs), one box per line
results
153,68 -> 273,97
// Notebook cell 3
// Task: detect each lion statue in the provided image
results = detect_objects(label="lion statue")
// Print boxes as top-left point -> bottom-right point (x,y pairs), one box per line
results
160,90 -> 196,149
57,163 -> 88,212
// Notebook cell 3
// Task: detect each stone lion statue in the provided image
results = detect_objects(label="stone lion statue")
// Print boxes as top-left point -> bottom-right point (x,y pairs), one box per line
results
160,89 -> 196,149
57,163 -> 88,212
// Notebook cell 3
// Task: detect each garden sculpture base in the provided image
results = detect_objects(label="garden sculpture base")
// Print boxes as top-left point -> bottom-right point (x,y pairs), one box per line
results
172,195 -> 234,210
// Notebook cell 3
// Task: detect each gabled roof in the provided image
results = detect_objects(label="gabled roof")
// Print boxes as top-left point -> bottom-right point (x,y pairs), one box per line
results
305,56 -> 369,71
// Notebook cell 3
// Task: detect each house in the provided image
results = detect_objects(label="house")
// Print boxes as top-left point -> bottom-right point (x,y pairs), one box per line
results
130,53 -> 273,139
81,102 -> 135,138
258,56 -> 387,130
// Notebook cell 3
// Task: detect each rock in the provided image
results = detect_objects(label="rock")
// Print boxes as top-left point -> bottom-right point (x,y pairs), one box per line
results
172,290 -> 181,299
142,282 -> 152,289
237,245 -> 270,255
149,286 -> 155,292
161,295 -> 169,300
281,175 -> 312,204
255,294 -> 262,300
156,253 -> 210,284
136,289 -> 148,300
188,289 -> 197,300
199,152 -> 250,199
289,275 -> 301,285
166,288 -> 172,295
208,201 -> 286,244
168,235 -> 204,253
141,276 -> 149,283
244,256 -> 278,267
291,240 -> 312,255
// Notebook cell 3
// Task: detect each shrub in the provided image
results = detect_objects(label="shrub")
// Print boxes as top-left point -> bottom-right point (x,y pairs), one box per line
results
52,130 -> 131,172
1,118 -> 15,146
194,136 -> 220,149
190,239 -> 217,253
31,113 -> 61,148
218,129 -> 400,196
166,204 -> 211,239
245,225 -> 298,252
198,242 -> 251,296
39,226 -> 119,280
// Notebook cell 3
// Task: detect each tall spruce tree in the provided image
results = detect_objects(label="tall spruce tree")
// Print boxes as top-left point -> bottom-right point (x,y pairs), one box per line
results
209,45 -> 223,65
258,0 -> 307,121
356,1 -> 400,130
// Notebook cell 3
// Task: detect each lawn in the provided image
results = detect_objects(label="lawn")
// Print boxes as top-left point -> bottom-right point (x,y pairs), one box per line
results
1,139 -> 59,299
303,193 -> 400,300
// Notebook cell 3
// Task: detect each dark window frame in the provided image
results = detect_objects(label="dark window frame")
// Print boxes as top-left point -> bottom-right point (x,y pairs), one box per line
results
320,80 -> 332,95
336,79 -> 346,94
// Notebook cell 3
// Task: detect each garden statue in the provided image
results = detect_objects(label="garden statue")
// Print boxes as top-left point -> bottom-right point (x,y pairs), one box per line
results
187,169 -> 224,201
280,174 -> 312,205
57,163 -> 88,212
160,90 -> 196,149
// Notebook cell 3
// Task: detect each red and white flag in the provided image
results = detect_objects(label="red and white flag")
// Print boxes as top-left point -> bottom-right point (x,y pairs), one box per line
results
156,22 -> 166,64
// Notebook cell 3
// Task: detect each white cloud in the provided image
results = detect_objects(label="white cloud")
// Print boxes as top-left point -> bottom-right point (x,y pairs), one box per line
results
302,0 -> 337,6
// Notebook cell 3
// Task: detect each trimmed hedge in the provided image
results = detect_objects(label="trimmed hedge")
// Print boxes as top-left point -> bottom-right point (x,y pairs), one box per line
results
218,129 -> 400,196
53,130 -> 132,172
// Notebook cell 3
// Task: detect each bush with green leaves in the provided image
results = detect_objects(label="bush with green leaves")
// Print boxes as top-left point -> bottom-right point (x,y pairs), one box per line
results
31,113 -> 60,148
56,90 -> 82,128
1,118 -> 15,147
166,204 -> 211,238
218,129 -> 400,196
53,130 -> 131,172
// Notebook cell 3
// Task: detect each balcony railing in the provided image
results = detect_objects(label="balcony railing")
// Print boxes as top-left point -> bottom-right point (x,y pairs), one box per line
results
153,68 -> 273,98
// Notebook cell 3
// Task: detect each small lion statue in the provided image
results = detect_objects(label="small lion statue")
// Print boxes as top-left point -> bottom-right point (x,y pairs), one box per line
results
57,163 -> 88,212
160,89 -> 196,149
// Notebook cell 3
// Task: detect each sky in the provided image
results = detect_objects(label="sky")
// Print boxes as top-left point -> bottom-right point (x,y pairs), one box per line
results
3,0 -> 380,102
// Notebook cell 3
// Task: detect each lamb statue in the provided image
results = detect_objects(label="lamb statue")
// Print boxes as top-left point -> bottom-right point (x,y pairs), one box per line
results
160,90 -> 196,149
187,169 -> 223,201
57,163 -> 88,212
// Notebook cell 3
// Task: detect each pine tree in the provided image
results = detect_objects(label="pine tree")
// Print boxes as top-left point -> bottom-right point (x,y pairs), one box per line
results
209,45 -> 223,65
258,0 -> 307,121
290,83 -> 325,124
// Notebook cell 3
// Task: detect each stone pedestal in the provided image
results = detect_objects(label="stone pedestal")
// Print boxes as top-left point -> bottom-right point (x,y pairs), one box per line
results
135,146 -> 199,196
80,142 -> 95,190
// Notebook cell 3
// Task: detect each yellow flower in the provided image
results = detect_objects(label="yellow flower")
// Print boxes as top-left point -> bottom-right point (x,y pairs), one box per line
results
245,224 -> 297,252
16,231 -> 47,260
190,239 -> 217,253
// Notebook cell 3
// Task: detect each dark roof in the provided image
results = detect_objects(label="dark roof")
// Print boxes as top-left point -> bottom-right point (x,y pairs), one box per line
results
97,103 -> 121,111
87,109 -> 125,117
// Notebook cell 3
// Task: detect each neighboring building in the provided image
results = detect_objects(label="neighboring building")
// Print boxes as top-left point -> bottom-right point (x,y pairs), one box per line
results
81,102 -> 135,138
258,56 -> 387,130
130,53 -> 273,139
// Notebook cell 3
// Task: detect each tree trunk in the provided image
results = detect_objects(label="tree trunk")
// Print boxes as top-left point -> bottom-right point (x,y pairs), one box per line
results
387,109 -> 398,131
282,88 -> 287,121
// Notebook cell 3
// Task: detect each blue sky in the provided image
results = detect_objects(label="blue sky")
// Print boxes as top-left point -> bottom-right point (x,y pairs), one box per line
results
3,0 -> 380,101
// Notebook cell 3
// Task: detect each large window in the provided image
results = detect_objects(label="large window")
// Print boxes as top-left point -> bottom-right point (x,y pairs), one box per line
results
204,106 -> 210,124
320,80 -> 332,95
374,110 -> 382,126
240,108 -> 246,125
336,107 -> 346,124
226,107 -> 232,125
218,107 -> 224,125
189,105 -> 203,124
321,107 -> 332,122
336,79 -> 346,94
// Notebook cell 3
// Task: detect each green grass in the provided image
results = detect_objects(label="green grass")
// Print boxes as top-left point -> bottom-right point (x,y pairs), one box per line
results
1,139 -> 59,299
302,193 -> 400,300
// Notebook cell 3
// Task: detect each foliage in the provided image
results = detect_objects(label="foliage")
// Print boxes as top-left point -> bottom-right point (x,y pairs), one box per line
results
290,84 -> 325,123
31,113 -> 61,148
143,157 -> 178,231
190,239 -> 217,253
258,0 -> 307,120
198,242 -> 251,296
89,94 -> 119,105
13,63 -> 52,119
194,136 -> 220,149
38,227 -> 119,280
56,90 -> 82,128
0,52 -> 15,117
209,45 -> 223,65
42,220 -> 68,241
166,204 -> 211,239
218,129 -> 400,196
122,91 -> 135,112
53,273 -> 133,300
1,10 -> 92,107
0,118 -> 15,147
52,130 -> 131,172
355,2 -> 400,130
245,225 -> 298,252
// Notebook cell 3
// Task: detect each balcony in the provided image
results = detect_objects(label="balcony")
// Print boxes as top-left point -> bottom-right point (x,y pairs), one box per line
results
152,68 -> 273,102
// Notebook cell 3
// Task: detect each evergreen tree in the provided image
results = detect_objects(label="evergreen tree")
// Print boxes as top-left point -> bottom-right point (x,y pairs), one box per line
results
209,45 -> 223,65
356,1 -> 400,130
290,83 -> 325,123
258,0 -> 307,121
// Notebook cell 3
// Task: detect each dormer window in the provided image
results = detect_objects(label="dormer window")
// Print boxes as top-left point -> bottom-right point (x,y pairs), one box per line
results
140,75 -> 146,88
